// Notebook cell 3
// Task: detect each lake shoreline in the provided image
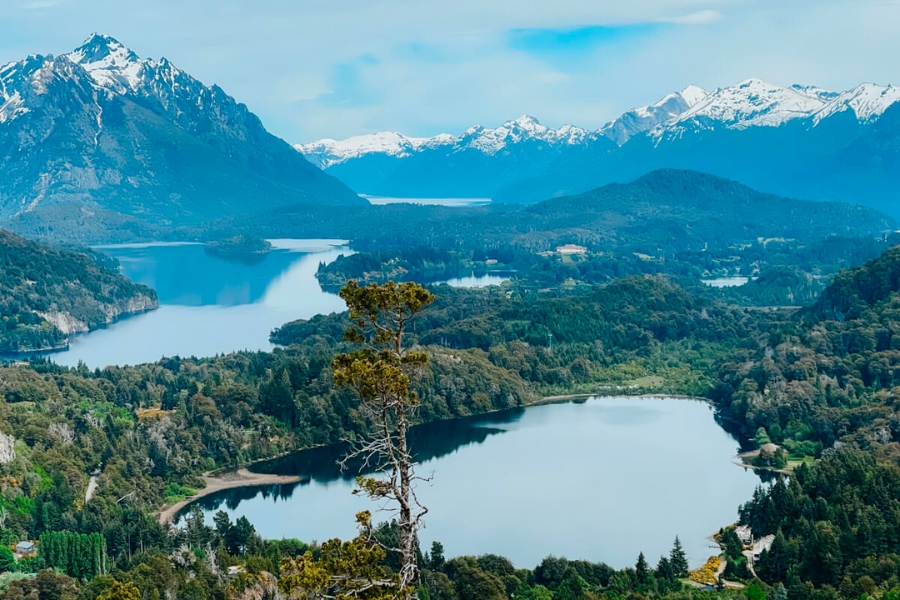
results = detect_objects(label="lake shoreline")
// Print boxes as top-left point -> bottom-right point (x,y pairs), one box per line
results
156,468 -> 304,525
160,391 -> 714,523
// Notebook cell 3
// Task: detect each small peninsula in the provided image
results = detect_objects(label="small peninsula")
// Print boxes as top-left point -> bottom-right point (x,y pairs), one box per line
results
0,229 -> 158,353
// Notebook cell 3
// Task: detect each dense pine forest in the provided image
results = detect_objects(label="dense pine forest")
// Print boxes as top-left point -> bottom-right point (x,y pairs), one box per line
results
2,170 -> 900,600
2,241 -> 900,598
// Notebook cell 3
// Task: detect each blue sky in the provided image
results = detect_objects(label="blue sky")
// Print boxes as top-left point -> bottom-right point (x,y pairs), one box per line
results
1,0 -> 898,142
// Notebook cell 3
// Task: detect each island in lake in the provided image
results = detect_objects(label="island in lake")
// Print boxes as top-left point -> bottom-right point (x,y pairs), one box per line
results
205,235 -> 273,262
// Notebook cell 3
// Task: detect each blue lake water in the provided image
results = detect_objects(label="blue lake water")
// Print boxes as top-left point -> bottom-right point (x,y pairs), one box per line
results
51,240 -> 509,368
184,396 -> 760,571
52,239 -> 350,368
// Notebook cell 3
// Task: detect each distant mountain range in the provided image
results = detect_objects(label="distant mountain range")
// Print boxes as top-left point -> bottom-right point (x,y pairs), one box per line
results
299,79 -> 900,217
0,34 -> 362,236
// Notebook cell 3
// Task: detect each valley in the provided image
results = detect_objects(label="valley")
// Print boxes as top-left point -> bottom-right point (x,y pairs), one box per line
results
2,22 -> 900,600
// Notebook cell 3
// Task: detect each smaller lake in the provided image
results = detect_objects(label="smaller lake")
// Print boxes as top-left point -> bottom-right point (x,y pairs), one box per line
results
702,277 -> 750,288
184,396 -> 760,570
363,195 -> 491,207
441,274 -> 510,288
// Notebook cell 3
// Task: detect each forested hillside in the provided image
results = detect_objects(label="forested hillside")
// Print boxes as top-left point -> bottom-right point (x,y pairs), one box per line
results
708,247 -> 900,592
205,170 -> 894,254
0,230 -> 157,352
4,245 -> 900,598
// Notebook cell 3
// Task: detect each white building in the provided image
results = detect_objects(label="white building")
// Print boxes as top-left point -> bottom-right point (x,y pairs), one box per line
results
16,541 -> 35,555
752,535 -> 775,560
735,525 -> 753,546
557,244 -> 587,255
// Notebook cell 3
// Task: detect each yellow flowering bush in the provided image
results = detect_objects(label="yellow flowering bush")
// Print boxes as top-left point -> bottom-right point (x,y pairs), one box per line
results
689,556 -> 720,585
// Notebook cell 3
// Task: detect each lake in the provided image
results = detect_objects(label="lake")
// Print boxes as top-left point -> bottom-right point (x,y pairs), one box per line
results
701,277 -> 750,288
183,396 -> 760,570
50,240 -> 508,368
363,195 -> 491,207
442,273 -> 510,288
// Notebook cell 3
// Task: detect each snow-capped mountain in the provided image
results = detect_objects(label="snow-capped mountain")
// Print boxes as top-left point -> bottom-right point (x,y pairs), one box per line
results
493,79 -> 900,217
599,85 -> 708,145
656,78 -> 829,137
458,115 -> 591,153
300,76 -> 900,215
0,34 -> 361,237
298,131 -> 456,169
298,115 -> 592,170
812,83 -> 900,124
303,78 -> 900,173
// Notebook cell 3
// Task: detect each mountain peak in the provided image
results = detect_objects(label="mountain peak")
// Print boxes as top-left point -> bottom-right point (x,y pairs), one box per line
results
69,33 -> 138,64
812,82 -> 900,124
671,78 -> 827,130
680,85 -> 708,106
599,87 -> 703,145
507,115 -> 541,127
66,33 -> 144,91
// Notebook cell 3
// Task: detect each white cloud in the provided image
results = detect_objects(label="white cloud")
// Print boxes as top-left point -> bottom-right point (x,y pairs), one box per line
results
1,0 -> 899,143
21,0 -> 68,9
661,9 -> 724,25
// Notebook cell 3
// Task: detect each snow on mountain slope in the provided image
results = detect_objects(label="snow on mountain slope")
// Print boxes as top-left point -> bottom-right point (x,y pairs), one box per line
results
812,83 -> 900,124
298,78 -> 900,168
0,91 -> 27,124
0,55 -> 45,123
63,34 -> 221,132
298,116 -> 591,167
791,84 -> 839,102
66,33 -> 144,92
0,33 -> 362,224
667,78 -> 828,131
459,115 -> 589,153
297,132 -> 430,168
600,86 -> 708,145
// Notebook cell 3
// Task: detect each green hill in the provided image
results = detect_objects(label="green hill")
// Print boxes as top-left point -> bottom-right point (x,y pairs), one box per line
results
0,230 -> 158,352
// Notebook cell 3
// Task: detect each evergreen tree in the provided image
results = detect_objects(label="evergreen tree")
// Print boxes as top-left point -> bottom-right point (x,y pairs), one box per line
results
213,510 -> 232,539
0,546 -> 14,572
428,541 -> 446,572
332,280 -> 435,590
758,530 -> 795,583
635,552 -> 651,585
656,556 -> 674,581
557,568 -> 588,600
722,528 -> 744,559
669,537 -> 689,578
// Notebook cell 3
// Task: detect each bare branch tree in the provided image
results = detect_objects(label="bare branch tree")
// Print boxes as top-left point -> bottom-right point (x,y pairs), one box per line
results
332,280 -> 435,594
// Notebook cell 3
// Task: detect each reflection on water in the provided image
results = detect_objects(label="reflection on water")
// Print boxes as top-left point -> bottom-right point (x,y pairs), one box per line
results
185,397 -> 760,570
245,408 -> 526,481
49,239 -> 513,368
50,240 -> 351,368
188,409 -> 525,514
